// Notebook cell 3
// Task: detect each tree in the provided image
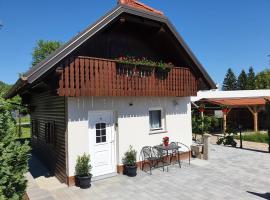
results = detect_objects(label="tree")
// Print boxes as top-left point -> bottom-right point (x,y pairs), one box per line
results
237,70 -> 248,90
0,98 -> 31,199
32,40 -> 62,67
247,66 -> 256,90
255,69 -> 270,89
222,68 -> 237,90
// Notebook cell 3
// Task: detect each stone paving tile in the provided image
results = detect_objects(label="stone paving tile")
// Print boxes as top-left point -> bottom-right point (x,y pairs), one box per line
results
28,144 -> 270,200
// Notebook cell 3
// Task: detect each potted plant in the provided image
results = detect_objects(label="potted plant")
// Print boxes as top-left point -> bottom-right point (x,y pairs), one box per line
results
163,136 -> 169,146
75,153 -> 92,189
122,146 -> 137,177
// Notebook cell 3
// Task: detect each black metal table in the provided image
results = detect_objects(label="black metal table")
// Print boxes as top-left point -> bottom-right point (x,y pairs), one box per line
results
154,144 -> 181,171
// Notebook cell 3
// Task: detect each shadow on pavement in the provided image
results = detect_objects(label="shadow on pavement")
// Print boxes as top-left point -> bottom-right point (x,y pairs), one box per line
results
247,191 -> 270,200
28,153 -> 54,179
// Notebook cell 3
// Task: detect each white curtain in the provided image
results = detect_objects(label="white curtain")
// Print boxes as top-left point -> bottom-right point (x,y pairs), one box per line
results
150,110 -> 161,129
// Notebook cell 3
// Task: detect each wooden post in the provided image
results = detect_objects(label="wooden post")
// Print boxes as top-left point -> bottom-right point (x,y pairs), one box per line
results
247,106 -> 258,132
223,113 -> 227,133
222,108 -> 231,133
254,111 -> 258,132
201,111 -> 204,134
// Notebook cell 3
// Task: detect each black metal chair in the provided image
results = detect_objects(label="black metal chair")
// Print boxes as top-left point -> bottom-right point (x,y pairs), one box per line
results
169,142 -> 191,165
140,146 -> 165,175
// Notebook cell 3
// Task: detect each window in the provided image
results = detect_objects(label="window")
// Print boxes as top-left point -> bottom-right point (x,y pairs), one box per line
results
96,123 -> 106,143
45,121 -> 55,145
149,109 -> 163,131
31,120 -> 39,139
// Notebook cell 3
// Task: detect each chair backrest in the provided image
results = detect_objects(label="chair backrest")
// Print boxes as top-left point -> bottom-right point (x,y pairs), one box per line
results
170,142 -> 177,146
177,142 -> 190,152
152,146 -> 164,158
141,146 -> 153,160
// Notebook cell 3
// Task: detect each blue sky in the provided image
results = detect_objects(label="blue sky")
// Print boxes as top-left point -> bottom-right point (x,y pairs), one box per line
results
0,0 -> 269,86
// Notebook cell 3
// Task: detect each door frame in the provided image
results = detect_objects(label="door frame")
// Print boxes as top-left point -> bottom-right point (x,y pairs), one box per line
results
88,110 -> 117,177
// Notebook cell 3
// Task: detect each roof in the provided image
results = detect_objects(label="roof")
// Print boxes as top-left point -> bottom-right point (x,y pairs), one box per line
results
118,0 -> 163,15
191,89 -> 270,102
5,2 -> 216,99
204,97 -> 270,106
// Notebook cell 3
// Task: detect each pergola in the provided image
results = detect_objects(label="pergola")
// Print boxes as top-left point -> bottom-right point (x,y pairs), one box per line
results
203,97 -> 270,132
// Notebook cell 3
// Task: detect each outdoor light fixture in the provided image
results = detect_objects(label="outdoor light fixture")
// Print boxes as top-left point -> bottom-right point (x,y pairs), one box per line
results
173,100 -> 179,106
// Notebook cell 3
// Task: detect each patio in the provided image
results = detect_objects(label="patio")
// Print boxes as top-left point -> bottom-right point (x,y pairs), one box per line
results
27,144 -> 270,200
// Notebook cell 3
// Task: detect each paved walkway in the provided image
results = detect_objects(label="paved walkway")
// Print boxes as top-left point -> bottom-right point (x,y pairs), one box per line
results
28,144 -> 270,200
210,135 -> 269,152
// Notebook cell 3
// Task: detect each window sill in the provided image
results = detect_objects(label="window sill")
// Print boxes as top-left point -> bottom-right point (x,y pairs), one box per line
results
149,129 -> 168,135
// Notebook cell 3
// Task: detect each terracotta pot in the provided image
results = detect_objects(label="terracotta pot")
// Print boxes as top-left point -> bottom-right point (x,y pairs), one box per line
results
222,108 -> 228,114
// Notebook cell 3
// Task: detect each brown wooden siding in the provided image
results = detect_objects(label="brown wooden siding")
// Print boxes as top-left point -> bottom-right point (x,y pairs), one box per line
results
57,56 -> 197,97
30,91 -> 67,183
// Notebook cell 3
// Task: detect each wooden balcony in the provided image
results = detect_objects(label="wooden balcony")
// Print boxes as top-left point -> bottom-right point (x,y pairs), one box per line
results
57,56 -> 197,97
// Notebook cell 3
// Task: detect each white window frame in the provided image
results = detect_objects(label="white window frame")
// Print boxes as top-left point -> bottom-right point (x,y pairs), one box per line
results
149,107 -> 166,134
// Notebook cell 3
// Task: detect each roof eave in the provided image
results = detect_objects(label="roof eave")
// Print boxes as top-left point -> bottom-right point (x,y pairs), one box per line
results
4,77 -> 28,99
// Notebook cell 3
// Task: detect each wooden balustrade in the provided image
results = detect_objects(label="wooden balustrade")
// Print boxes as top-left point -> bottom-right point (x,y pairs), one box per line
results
57,56 -> 197,97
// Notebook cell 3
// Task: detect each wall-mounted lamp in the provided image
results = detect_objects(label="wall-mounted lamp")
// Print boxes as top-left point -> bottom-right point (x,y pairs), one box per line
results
173,100 -> 179,106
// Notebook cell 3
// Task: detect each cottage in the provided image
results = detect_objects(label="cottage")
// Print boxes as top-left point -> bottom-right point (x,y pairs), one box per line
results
6,0 -> 215,186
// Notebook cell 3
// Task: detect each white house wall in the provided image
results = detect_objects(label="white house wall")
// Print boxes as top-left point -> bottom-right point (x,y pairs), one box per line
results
67,96 -> 192,177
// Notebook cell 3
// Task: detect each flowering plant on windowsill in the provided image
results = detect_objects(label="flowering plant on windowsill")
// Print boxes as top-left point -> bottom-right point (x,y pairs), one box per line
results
163,136 -> 169,146
116,56 -> 174,71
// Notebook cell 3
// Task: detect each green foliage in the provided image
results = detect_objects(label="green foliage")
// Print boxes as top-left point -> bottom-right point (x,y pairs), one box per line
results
117,56 -> 173,71
0,81 -> 11,96
122,146 -> 137,166
247,66 -> 256,90
237,70 -> 248,90
75,153 -> 92,177
0,98 -> 31,200
192,115 -> 219,134
234,132 -> 269,144
217,135 -> 237,147
255,69 -> 270,89
217,124 -> 237,147
222,68 -> 237,91
32,40 -> 62,67
0,81 -> 27,115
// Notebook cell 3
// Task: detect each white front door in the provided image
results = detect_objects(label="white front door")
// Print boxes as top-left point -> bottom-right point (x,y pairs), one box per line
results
88,111 -> 116,177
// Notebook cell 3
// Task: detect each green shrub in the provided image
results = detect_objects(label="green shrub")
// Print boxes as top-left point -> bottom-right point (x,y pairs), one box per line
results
234,132 -> 269,144
122,146 -> 137,166
0,99 -> 31,200
75,153 -> 92,177
217,134 -> 237,147
192,115 -> 219,134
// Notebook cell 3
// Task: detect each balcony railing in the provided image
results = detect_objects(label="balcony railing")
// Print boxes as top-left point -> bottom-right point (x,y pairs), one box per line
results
57,56 -> 197,97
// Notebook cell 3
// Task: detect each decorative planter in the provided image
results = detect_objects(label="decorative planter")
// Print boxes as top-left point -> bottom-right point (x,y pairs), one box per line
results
155,67 -> 171,74
75,174 -> 92,189
222,108 -> 228,114
199,108 -> 205,113
124,165 -> 137,177
137,65 -> 154,72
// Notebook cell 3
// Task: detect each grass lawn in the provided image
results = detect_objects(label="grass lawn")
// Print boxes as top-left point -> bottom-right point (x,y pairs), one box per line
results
16,115 -> 30,124
234,132 -> 269,144
16,124 -> 31,139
